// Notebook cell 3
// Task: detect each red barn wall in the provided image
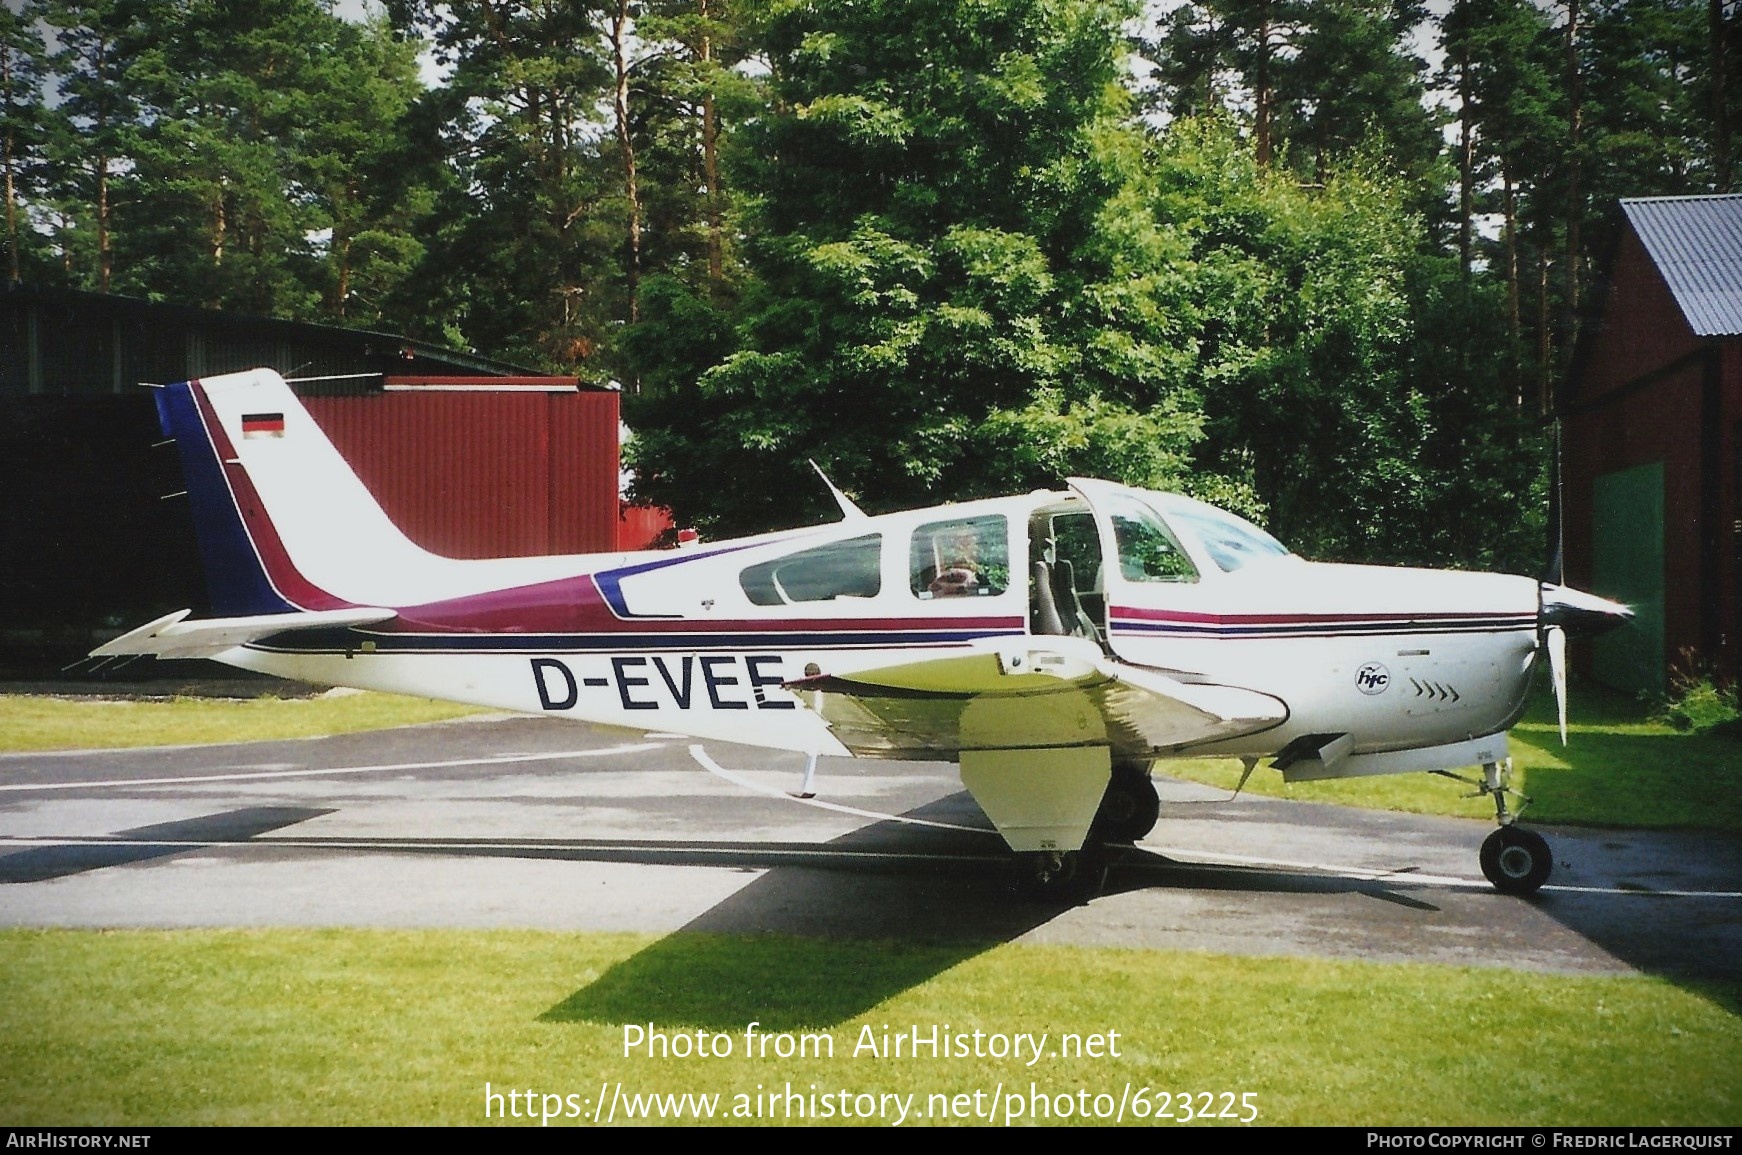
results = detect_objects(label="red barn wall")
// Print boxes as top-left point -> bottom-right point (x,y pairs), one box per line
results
302,387 -> 621,559
1567,227 -> 1742,681
1578,231 -> 1705,393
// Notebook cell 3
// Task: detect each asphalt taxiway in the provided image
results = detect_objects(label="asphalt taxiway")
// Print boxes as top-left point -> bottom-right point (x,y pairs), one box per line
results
1,712 -> 1737,981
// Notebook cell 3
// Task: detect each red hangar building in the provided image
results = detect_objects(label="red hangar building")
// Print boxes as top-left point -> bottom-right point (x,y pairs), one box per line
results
1564,195 -> 1742,694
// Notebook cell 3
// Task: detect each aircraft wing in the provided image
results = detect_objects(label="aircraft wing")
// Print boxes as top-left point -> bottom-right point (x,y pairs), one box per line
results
785,637 -> 1286,760
91,607 -> 397,660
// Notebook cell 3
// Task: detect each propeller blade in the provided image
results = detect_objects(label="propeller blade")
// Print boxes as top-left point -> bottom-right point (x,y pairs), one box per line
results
1548,624 -> 1568,746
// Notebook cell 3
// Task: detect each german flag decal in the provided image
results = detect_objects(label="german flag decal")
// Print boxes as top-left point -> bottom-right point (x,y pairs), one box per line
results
241,412 -> 285,438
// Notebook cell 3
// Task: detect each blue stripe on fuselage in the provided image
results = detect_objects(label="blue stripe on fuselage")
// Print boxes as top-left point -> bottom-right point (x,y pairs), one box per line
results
245,625 -> 1023,654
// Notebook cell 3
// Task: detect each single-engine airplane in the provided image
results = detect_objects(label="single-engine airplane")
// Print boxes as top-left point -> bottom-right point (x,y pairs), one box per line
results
95,368 -> 1631,898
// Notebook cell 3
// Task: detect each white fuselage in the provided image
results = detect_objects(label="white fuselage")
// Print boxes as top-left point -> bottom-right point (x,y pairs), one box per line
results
224,489 -> 1542,765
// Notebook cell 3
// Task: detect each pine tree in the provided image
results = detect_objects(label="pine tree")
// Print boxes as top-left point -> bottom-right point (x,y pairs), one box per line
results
0,3 -> 50,283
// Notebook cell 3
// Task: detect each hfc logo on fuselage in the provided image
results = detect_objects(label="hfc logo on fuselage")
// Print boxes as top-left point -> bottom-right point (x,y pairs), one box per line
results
1355,662 -> 1391,695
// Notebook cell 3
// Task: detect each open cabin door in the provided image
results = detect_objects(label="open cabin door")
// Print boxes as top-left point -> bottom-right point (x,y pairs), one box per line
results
1063,478 -> 1204,666
1027,493 -> 1111,649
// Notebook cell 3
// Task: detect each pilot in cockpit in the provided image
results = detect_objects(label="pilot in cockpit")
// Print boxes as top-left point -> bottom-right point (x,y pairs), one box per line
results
926,524 -> 983,597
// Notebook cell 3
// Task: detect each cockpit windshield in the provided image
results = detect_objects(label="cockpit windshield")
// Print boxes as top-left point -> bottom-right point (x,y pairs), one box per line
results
1144,493 -> 1293,573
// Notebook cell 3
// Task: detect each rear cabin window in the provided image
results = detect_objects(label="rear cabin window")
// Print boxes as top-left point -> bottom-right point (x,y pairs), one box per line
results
739,534 -> 883,605
910,515 -> 1010,599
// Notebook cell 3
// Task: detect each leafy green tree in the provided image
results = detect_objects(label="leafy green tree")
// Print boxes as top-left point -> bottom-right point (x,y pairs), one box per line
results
1401,255 -> 1548,573
26,0 -> 433,321
298,12 -> 432,324
1148,122 -> 1419,558
1147,120 -> 1544,569
609,1 -> 765,402
119,0 -> 323,315
1146,0 -> 1309,167
1280,0 -> 1442,190
627,0 -> 1207,536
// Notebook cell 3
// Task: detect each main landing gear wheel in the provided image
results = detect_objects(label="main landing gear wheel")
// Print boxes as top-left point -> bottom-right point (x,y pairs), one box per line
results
1480,826 -> 1553,895
1014,850 -> 1106,902
1093,765 -> 1161,843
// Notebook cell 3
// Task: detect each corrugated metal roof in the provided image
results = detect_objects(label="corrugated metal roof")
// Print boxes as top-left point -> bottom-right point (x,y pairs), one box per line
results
1622,195 -> 1742,336
2,283 -> 543,377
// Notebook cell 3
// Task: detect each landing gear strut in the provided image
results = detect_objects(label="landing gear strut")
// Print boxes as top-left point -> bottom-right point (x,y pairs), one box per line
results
1467,759 -> 1551,896
1092,762 -> 1161,843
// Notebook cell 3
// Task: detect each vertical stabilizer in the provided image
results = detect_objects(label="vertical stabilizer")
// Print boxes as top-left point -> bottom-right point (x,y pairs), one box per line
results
158,368 -> 477,612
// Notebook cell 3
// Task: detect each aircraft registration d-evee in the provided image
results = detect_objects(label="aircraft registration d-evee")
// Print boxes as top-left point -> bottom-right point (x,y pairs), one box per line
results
95,369 -> 1632,898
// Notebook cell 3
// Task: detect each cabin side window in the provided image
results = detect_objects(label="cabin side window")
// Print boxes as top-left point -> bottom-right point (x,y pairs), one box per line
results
739,534 -> 883,606
910,515 -> 1010,599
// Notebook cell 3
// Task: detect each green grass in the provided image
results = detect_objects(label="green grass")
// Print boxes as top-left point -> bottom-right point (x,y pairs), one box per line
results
0,692 -> 488,752
0,928 -> 1736,1126
1166,686 -> 1742,832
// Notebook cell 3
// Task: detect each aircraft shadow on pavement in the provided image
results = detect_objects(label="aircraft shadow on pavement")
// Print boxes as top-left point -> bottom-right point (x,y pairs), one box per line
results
537,795 -> 1450,1032
0,806 -> 335,883
540,795 -> 1059,1031
1510,880 -> 1742,992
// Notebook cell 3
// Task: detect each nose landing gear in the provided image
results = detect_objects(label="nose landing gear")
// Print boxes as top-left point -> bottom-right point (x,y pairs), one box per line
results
1435,758 -> 1553,895
1468,759 -> 1552,895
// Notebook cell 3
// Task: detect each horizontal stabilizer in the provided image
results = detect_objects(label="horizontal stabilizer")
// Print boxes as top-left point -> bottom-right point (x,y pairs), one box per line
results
91,607 -> 396,659
786,638 -> 1285,760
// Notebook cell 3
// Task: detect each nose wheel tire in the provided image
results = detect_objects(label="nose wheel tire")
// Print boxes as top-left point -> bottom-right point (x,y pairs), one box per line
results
1480,826 -> 1552,895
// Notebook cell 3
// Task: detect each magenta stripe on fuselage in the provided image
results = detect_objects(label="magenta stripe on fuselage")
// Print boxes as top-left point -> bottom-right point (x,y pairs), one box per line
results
388,569 -> 1028,636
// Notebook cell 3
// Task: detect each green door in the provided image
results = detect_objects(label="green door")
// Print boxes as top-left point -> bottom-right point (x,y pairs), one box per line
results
1591,461 -> 1666,694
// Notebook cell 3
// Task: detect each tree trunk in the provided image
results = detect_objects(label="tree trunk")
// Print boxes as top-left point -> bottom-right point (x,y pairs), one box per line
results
2,39 -> 17,283
212,182 -> 225,270
334,237 -> 351,320
1712,0 -> 1730,188
1538,247 -> 1553,416
1457,32 -> 1474,278
1504,172 -> 1519,339
700,0 -> 722,288
97,154 -> 110,292
1565,0 -> 1584,333
1254,1 -> 1273,168
611,0 -> 642,325
1504,170 -> 1521,409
